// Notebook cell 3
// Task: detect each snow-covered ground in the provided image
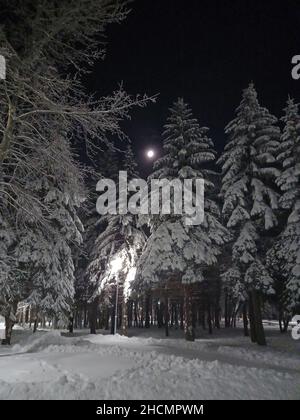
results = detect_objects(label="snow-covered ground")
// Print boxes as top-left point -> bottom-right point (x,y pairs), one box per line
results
0,323 -> 299,400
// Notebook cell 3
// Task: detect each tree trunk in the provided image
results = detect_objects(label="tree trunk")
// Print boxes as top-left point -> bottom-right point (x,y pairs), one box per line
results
145,293 -> 150,328
183,285 -> 195,341
192,301 -> 197,329
250,290 -> 266,346
248,292 -> 257,343
0,100 -> 15,163
68,315 -> 74,334
224,291 -> 230,328
22,306 -> 26,327
279,311 -> 290,333
110,303 -> 115,334
242,302 -> 249,336
84,305 -> 88,328
283,317 -> 290,332
201,309 -> 206,330
134,300 -> 138,328
105,306 -> 110,330
170,303 -> 174,327
207,304 -> 213,334
33,318 -> 38,333
231,302 -> 241,328
128,300 -> 133,328
121,298 -> 128,336
174,303 -> 179,329
53,316 -> 58,329
2,316 -> 14,345
180,298 -> 184,330
214,282 -> 221,329
157,302 -> 163,328
89,298 -> 98,334
214,304 -> 221,329
164,293 -> 169,337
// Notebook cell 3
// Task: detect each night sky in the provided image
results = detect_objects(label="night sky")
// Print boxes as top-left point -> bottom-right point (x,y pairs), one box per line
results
86,0 -> 300,175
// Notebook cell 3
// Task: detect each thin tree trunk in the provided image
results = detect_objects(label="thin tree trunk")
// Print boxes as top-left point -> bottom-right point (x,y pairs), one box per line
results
248,292 -> 257,343
0,99 -> 15,163
164,293 -> 169,337
251,290 -> 266,345
104,306 -> 110,330
242,302 -> 249,336
2,317 -> 14,345
180,298 -> 184,330
110,303 -> 115,334
214,304 -> 221,329
157,302 -> 163,328
128,300 -> 133,328
33,317 -> 38,333
53,316 -> 58,330
279,311 -> 290,333
279,315 -> 283,333
192,301 -> 197,329
174,303 -> 179,329
22,306 -> 26,327
207,304 -> 213,334
201,309 -> 206,330
89,298 -> 98,334
283,317 -> 290,332
145,293 -> 150,328
214,282 -> 221,329
121,298 -> 128,336
224,291 -> 230,328
134,300 -> 138,328
68,315 -> 74,334
84,305 -> 88,328
183,285 -> 195,341
231,302 -> 241,328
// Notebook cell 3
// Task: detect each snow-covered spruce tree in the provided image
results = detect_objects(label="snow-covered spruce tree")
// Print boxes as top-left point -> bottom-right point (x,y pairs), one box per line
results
75,144 -> 122,333
14,135 -> 84,329
137,98 -> 230,341
87,146 -> 145,334
218,83 -> 281,345
267,98 -> 300,327
80,145 -> 120,334
119,145 -> 141,335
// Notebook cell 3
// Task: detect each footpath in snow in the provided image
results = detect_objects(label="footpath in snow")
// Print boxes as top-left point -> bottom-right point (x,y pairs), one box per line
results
0,325 -> 299,400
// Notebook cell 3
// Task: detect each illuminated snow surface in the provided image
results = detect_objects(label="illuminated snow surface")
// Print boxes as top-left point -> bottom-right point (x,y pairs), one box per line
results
0,323 -> 299,400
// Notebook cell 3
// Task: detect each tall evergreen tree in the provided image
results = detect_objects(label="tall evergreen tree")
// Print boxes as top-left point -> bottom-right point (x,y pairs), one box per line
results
137,98 -> 230,341
87,146 -> 145,334
218,83 -> 281,345
267,98 -> 300,323
15,135 -> 84,327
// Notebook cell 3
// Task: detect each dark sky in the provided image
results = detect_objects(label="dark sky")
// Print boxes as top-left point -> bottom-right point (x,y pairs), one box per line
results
86,0 -> 300,175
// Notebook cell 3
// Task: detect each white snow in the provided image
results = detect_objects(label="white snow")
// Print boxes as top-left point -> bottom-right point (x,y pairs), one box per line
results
0,324 -> 299,400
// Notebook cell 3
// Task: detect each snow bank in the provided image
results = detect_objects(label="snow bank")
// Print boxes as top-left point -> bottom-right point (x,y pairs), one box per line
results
216,345 -> 300,371
84,333 -> 158,348
0,347 -> 299,400
0,329 -> 299,400
12,331 -> 75,353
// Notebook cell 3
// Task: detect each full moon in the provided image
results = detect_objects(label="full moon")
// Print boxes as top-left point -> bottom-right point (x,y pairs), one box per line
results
146,149 -> 155,159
